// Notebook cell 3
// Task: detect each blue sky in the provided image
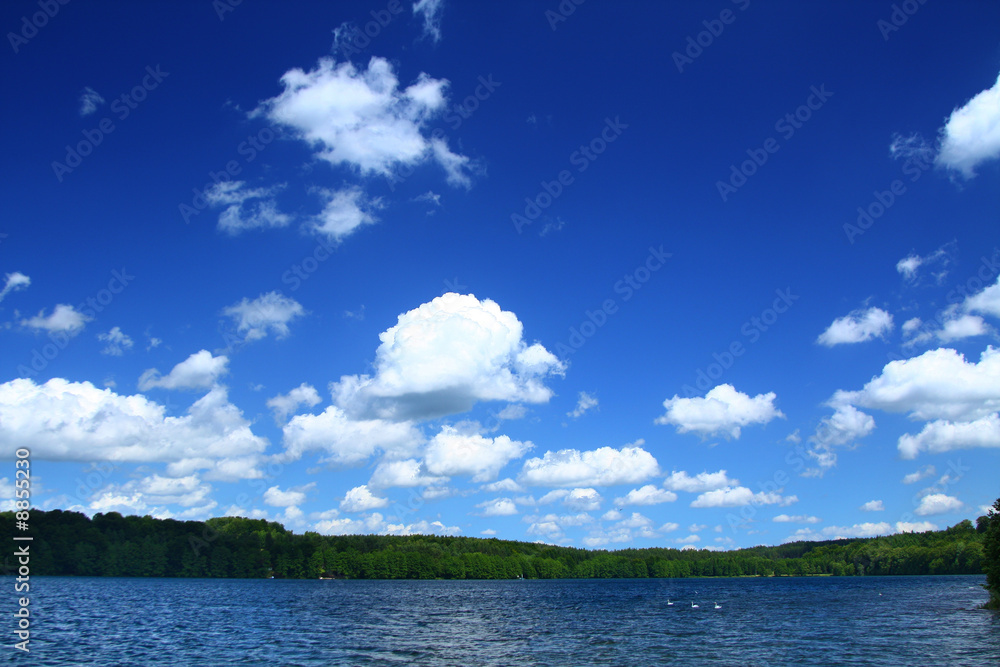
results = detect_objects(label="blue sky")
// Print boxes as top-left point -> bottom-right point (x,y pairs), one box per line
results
2,0 -> 999,550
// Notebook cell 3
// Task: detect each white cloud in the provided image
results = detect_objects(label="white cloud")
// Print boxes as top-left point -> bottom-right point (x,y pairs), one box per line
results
21,304 -> 91,335
659,522 -> 680,533
207,181 -> 291,234
902,317 -> 922,336
539,488 -> 603,512
139,350 -> 228,391
812,405 -> 876,448
898,414 -> 1000,459
313,512 -> 387,536
88,474 -> 217,518
902,464 -> 936,484
834,347 -> 1000,422
481,478 -> 523,493
896,255 -> 923,281
481,528 -> 496,536
267,383 -> 322,422
413,0 -> 445,42
936,314 -> 989,342
964,275 -> 1000,319
414,190 -> 441,206
254,57 -> 470,184
663,469 -> 738,493
0,272 -> 30,303
313,511 -> 459,537
280,405 -> 422,466
263,483 -> 315,508
656,384 -> 784,439
567,391 -> 598,419
935,71 -> 1000,177
519,443 -> 659,488
690,486 -> 796,508
429,136 -> 473,188
616,512 -> 653,529
423,425 -> 531,482
785,520 -> 939,543
896,245 -> 952,282
772,514 -> 821,524
890,132 -> 936,163
615,484 -> 677,506
795,522 -> 891,540
368,459 -> 445,488
914,493 -> 964,516
498,404 -> 528,420
0,379 -> 268,481
310,186 -> 382,241
340,485 -> 390,512
897,521 -> 938,533
333,293 -> 565,421
223,291 -> 305,343
384,519 -> 461,536
420,486 -> 451,500
526,520 -> 564,540
562,488 -> 602,512
817,307 -> 893,346
860,500 -> 884,512
804,404 -> 876,473
97,327 -> 134,356
78,87 -> 105,116
688,523 -> 707,532
477,497 -> 518,517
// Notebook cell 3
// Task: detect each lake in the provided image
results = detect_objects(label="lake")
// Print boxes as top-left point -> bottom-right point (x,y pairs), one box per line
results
10,575 -> 999,665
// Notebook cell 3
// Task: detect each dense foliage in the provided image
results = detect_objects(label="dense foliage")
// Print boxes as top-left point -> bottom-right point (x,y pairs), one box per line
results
981,497 -> 1000,610
1,510 -> 993,582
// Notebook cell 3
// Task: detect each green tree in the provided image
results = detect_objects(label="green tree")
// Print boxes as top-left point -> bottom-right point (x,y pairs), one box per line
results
981,497 -> 1000,610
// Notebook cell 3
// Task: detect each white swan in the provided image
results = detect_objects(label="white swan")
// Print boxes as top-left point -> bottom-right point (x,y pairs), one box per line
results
714,602 -> 721,609
667,599 -> 674,605
691,601 -> 699,608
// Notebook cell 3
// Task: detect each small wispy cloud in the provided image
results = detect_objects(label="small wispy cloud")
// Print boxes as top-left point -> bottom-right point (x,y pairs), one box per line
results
413,0 -> 445,42
79,87 -> 106,116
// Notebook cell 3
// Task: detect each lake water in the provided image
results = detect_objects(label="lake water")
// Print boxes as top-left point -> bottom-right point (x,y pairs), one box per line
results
8,575 -> 999,665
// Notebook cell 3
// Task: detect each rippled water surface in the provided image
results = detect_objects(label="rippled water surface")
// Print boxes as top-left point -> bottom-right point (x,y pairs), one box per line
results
8,575 -> 999,665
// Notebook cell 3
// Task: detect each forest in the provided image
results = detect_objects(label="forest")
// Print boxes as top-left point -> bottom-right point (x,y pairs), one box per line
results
2,508 -> 997,584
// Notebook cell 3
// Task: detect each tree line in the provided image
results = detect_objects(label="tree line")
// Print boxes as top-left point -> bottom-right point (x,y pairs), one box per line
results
2,508 -> 998,591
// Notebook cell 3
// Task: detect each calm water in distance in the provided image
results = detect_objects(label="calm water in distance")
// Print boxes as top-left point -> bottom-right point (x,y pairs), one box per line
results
7,575 -> 999,666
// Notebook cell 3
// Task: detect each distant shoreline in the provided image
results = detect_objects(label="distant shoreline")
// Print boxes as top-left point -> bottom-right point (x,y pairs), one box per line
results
3,509 -> 988,581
